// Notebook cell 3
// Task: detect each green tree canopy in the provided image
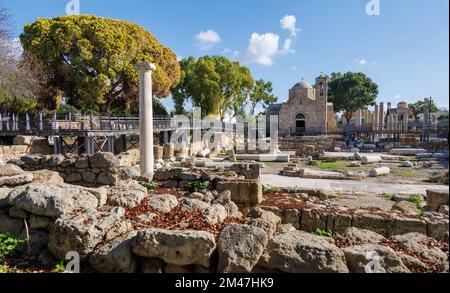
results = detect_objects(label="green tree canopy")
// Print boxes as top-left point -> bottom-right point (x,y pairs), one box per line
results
408,97 -> 439,120
20,15 -> 181,113
328,72 -> 379,121
171,56 -> 254,118
249,79 -> 277,115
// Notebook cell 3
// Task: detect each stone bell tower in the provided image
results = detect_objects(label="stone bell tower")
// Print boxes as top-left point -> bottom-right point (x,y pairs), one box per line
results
315,73 -> 329,98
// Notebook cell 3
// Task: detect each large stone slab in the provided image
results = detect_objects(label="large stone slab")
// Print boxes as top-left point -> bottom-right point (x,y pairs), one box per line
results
7,184 -> 98,217
218,224 -> 268,273
391,148 -> 427,156
259,230 -> 349,273
0,172 -> 33,187
216,179 -> 263,206
89,152 -> 120,169
342,244 -> 410,273
131,229 -> 216,267
89,231 -> 138,273
107,181 -> 148,209
48,210 -> 132,260
426,189 -> 449,212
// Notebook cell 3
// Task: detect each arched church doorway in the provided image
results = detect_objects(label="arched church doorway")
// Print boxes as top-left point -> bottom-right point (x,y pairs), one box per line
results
295,113 -> 306,135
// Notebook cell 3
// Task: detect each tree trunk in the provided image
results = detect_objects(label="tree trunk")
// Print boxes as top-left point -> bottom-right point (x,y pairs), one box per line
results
344,112 -> 353,123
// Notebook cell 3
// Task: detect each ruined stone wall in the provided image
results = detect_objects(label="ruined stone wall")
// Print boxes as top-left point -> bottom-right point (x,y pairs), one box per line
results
279,136 -> 346,157
0,136 -> 53,161
12,152 -> 140,187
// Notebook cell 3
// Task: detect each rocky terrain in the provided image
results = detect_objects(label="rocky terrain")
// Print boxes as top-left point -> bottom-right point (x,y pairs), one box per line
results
0,152 -> 448,273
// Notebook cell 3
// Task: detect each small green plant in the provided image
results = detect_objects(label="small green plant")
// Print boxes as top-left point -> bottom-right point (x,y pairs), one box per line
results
401,171 -> 419,178
263,185 -> 278,195
410,195 -> 423,207
54,260 -> 66,273
139,181 -> 158,190
185,180 -> 210,193
384,193 -> 396,201
315,228 -> 333,238
0,264 -> 10,273
328,194 -> 341,201
0,233 -> 25,259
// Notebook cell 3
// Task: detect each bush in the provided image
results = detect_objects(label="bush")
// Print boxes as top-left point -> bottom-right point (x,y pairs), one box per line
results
185,180 -> 210,193
0,233 -> 25,259
139,181 -> 158,190
315,229 -> 333,238
410,195 -> 423,207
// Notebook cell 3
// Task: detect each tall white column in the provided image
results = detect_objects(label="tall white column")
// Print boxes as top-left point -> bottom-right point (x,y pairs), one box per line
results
135,61 -> 156,179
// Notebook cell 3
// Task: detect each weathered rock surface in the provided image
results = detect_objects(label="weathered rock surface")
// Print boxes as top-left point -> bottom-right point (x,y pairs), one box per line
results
212,191 -> 243,218
369,167 -> 391,177
0,164 -> 25,177
90,152 -> 120,169
131,229 -> 216,267
147,194 -> 178,213
218,224 -> 268,273
389,233 -> 448,270
426,189 -> 449,212
48,210 -> 132,260
179,197 -> 210,212
140,257 -> 164,273
0,213 -> 24,233
7,184 -> 98,217
342,244 -> 410,273
0,172 -> 33,187
89,231 -> 138,273
337,227 -> 386,245
259,230 -> 349,273
107,181 -> 148,209
247,207 -> 282,239
0,187 -> 11,208
202,204 -> 227,225
392,201 -> 420,216
216,179 -> 263,206
31,170 -> 64,185
29,214 -> 52,229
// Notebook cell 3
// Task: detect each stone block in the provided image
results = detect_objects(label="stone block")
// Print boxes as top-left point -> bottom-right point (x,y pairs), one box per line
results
216,179 -> 263,206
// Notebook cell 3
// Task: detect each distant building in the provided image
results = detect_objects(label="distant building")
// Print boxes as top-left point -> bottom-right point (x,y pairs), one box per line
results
267,74 -> 336,136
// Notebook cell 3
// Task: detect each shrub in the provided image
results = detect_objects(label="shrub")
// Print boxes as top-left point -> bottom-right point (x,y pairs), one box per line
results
410,195 -> 423,207
315,229 -> 333,238
139,181 -> 158,191
185,180 -> 210,193
54,260 -> 66,273
0,233 -> 25,259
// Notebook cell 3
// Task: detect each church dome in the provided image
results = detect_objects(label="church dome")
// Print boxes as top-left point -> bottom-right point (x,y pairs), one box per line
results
293,80 -> 312,89
398,101 -> 408,109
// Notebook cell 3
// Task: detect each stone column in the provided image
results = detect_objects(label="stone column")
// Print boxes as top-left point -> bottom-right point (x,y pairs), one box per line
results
355,110 -> 362,126
135,61 -> 156,178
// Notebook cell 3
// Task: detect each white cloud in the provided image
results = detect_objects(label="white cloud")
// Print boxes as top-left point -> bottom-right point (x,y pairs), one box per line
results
195,29 -> 221,51
243,33 -> 279,66
280,15 -> 299,37
355,58 -> 376,66
394,94 -> 402,100
176,55 -> 183,62
281,38 -> 295,54
233,50 -> 240,58
358,58 -> 368,65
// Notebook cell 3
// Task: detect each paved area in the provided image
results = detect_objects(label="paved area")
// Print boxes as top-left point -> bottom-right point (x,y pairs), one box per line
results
261,174 -> 449,196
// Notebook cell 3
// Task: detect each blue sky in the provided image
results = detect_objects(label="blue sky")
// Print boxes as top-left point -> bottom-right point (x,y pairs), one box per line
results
1,0 -> 449,112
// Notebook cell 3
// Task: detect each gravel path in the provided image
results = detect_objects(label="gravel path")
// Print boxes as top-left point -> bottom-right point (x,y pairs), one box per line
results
261,174 -> 448,196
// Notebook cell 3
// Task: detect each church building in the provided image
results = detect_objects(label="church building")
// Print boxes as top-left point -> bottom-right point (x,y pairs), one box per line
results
267,74 -> 336,136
